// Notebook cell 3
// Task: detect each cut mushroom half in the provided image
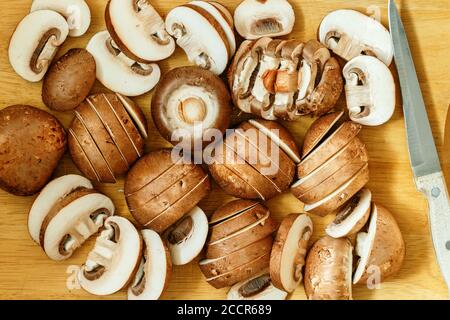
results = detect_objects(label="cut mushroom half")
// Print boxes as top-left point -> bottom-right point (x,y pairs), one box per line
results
86,31 -> 161,96
28,175 -> 114,261
304,236 -> 353,300
319,9 -> 394,66
128,229 -> 172,300
228,270 -> 288,300
165,2 -> 235,75
343,56 -> 395,126
326,188 -> 372,238
353,204 -> 405,285
105,0 -> 175,62
79,216 -> 142,296
9,10 -> 69,82
270,214 -> 313,293
31,0 -> 91,37
234,0 -> 295,40
163,207 -> 208,266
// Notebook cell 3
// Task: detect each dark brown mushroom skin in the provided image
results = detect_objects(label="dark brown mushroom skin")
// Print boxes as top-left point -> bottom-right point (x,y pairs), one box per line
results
42,49 -> 96,111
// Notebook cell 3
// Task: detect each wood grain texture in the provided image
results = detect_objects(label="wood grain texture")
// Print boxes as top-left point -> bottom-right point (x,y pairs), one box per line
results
1,0 -> 450,300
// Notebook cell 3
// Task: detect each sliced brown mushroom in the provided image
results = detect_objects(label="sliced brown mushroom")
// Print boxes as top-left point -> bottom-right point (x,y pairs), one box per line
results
319,9 -> 393,66
128,229 -> 172,300
228,271 -> 288,300
234,0 -> 295,40
9,10 -> 69,82
105,0 -> 175,62
86,31 -> 160,96
79,216 -> 142,296
353,204 -> 405,284
151,66 -> 232,151
304,236 -> 353,300
30,0 -> 91,37
270,214 -> 313,293
163,207 -> 208,265
326,188 -> 372,238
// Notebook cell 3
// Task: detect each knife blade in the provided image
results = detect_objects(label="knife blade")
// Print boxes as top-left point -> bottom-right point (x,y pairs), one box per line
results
389,0 -> 450,295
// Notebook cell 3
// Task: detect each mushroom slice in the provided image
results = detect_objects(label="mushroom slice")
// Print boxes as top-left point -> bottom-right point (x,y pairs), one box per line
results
304,236 -> 353,300
209,200 -> 259,225
163,207 -> 208,265
319,9 -> 394,66
8,10 -> 69,82
343,56 -> 395,126
28,174 -> 93,244
234,0 -> 295,40
303,163 -> 369,217
165,4 -> 230,75
31,0 -> 91,37
128,230 -> 172,300
39,190 -> 114,261
270,214 -> 313,293
353,204 -> 405,284
86,31 -> 161,96
105,0 -> 175,62
326,189 -> 372,238
228,270 -> 288,300
79,216 -> 142,296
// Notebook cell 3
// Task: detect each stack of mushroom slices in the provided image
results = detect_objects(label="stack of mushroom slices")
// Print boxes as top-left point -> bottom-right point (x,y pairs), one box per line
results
79,217 -> 172,300
292,111 -> 369,216
199,200 -> 278,289
228,37 -> 343,121
208,119 -> 300,201
125,150 -> 211,234
68,93 -> 148,183
166,1 -> 236,75
28,175 -> 114,261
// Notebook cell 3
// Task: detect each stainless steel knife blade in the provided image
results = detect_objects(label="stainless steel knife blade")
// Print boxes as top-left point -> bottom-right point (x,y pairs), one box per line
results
388,0 -> 441,178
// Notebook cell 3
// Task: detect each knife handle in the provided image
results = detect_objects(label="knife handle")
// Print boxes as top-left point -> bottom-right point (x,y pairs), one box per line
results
416,171 -> 450,295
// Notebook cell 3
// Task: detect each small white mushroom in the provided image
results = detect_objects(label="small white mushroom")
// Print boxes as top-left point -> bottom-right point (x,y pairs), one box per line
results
79,216 -> 142,296
86,31 -> 161,96
163,207 -> 209,266
319,9 -> 393,66
343,56 -> 395,126
227,270 -> 288,300
234,0 -> 295,40
30,0 -> 91,37
8,10 -> 69,82
105,0 -> 175,62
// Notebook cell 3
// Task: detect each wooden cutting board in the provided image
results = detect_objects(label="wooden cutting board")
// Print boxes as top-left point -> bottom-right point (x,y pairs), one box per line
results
1,0 -> 449,300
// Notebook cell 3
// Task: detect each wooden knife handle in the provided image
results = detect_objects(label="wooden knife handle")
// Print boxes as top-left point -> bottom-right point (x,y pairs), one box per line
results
416,171 -> 450,296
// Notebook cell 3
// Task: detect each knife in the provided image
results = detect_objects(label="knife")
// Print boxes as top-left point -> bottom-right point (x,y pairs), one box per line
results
389,0 -> 450,295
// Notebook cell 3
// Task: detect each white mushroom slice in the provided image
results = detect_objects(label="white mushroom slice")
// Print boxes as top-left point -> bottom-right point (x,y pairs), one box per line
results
228,271 -> 288,300
128,230 -> 172,300
106,0 -> 175,62
86,31 -> 161,96
352,204 -> 378,284
8,10 -> 69,82
326,189 -> 372,238
343,56 -> 395,126
79,216 -> 142,296
319,9 -> 394,66
166,5 -> 229,75
163,207 -> 208,265
251,51 -> 281,105
234,0 -> 295,40
42,193 -> 114,261
28,174 -> 93,244
30,0 -> 91,37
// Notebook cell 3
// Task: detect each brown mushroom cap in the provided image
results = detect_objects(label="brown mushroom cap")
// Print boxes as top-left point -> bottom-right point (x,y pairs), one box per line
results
0,105 -> 66,196
42,48 -> 96,111
209,199 -> 259,225
304,236 -> 353,300
125,150 -> 211,233
354,204 -> 405,284
151,66 -> 232,150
